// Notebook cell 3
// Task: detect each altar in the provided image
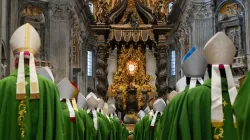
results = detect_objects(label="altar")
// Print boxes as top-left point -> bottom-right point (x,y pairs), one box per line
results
107,46 -> 156,123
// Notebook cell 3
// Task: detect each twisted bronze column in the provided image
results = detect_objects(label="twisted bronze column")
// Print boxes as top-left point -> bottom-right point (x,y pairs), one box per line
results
95,35 -> 109,98
155,35 -> 169,97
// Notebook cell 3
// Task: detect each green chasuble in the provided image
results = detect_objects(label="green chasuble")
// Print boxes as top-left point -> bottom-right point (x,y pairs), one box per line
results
142,114 -> 161,140
180,78 -> 237,140
133,115 -> 151,140
61,102 -> 85,140
97,113 -> 112,139
0,67 -> 64,140
233,71 -> 250,140
88,112 -> 109,140
121,122 -> 129,140
158,86 -> 189,140
78,108 -> 96,140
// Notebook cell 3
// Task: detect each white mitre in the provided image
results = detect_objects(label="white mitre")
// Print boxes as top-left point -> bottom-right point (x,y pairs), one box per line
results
204,32 -> 236,65
182,47 -> 207,77
203,32 -> 237,125
108,104 -> 116,118
153,98 -> 166,112
86,92 -> 99,130
103,103 -> 109,116
182,47 -> 207,89
176,76 -> 186,93
10,23 -> 40,55
57,78 -> 79,120
151,98 -> 166,127
137,110 -> 145,119
144,106 -> 150,115
97,98 -> 105,109
10,23 -> 41,100
108,104 -> 116,114
86,92 -> 99,109
37,67 -> 54,82
57,78 -> 79,100
107,97 -> 116,105
167,90 -> 178,104
97,98 -> 105,113
77,93 -> 87,109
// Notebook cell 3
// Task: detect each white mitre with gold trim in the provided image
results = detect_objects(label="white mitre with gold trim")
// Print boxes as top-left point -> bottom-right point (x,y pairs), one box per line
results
10,23 -> 41,100
203,32 -> 237,125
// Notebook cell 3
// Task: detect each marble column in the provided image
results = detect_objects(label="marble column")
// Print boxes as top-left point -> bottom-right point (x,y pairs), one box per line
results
0,0 -> 10,78
247,0 -> 250,69
48,3 -> 73,83
95,35 -> 109,98
0,0 -> 2,78
155,34 -> 168,97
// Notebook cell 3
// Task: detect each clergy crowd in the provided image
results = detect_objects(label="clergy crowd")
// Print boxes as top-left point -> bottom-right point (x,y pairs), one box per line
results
1,23 -> 250,140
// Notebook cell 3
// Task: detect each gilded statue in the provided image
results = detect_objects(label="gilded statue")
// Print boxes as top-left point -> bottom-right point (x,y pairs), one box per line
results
153,0 -> 166,22
96,0 -> 109,23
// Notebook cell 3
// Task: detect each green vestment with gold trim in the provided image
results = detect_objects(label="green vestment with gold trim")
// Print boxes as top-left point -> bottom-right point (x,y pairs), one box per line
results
180,79 -> 237,140
0,67 -> 64,140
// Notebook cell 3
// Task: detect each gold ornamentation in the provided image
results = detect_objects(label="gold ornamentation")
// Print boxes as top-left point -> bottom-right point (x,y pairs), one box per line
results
71,98 -> 78,112
17,82 -> 26,93
30,82 -> 38,92
126,60 -> 138,76
222,98 -> 228,107
213,127 -> 224,140
25,23 -> 30,49
21,5 -> 43,17
108,46 -> 156,110
13,48 -> 36,55
29,94 -> 40,100
18,99 -> 27,138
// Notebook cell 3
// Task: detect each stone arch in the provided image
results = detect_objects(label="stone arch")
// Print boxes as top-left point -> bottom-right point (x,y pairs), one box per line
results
18,2 -> 48,60
18,2 -> 48,23
215,0 -> 245,14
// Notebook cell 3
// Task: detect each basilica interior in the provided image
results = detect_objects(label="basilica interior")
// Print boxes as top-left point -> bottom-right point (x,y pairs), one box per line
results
0,0 -> 250,137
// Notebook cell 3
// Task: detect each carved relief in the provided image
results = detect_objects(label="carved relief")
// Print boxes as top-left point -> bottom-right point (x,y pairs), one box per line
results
176,22 -> 190,56
72,18 -> 81,67
185,2 -> 213,20
48,3 -> 74,21
226,27 -> 242,56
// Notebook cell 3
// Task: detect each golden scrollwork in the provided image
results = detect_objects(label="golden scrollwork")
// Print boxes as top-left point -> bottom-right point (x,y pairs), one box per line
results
18,99 -> 27,138
20,5 -> 43,17
108,46 -> 156,110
